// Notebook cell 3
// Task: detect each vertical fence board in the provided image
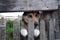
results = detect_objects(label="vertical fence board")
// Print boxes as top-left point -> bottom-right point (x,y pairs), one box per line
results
49,19 -> 55,40
28,18 -> 34,40
40,19 -> 47,40
13,19 -> 20,40
0,18 -> 6,40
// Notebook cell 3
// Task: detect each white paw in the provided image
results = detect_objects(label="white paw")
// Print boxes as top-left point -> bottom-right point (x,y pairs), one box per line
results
34,29 -> 40,37
20,29 -> 28,37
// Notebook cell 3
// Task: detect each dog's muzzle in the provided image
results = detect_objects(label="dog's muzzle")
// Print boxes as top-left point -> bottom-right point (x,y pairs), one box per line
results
34,22 -> 38,28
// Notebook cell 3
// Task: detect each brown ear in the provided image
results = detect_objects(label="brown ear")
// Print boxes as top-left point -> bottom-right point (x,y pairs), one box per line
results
22,16 -> 28,26
23,12 -> 28,16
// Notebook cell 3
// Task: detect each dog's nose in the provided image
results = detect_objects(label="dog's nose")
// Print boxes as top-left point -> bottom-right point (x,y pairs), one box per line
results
34,22 -> 38,27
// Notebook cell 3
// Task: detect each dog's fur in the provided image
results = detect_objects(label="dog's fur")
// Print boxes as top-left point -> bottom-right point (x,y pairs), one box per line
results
22,11 -> 40,28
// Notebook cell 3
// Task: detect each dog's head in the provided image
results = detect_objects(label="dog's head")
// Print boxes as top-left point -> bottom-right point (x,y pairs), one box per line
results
22,11 -> 40,27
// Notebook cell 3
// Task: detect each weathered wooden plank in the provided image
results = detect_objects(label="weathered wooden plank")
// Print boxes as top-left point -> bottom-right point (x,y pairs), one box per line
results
0,18 -> 6,40
52,11 -> 60,39
40,19 -> 47,40
28,18 -> 34,40
0,0 -> 58,11
28,0 -> 58,10
10,0 -> 58,11
13,19 -> 20,40
49,19 -> 55,40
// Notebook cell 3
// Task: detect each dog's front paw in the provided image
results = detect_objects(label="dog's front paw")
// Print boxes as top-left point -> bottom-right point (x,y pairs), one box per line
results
34,29 -> 40,37
20,29 -> 28,37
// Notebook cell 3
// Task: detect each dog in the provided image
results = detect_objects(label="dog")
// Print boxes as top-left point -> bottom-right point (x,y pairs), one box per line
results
22,11 -> 40,28
20,11 -> 40,40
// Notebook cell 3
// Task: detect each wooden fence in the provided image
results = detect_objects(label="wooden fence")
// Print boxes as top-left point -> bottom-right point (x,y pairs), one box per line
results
0,16 -> 59,40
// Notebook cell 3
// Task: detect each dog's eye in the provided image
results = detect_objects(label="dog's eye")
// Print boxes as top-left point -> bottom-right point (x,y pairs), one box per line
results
28,15 -> 32,18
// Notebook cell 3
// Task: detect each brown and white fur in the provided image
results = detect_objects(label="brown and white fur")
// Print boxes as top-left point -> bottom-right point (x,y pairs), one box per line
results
22,11 -> 40,28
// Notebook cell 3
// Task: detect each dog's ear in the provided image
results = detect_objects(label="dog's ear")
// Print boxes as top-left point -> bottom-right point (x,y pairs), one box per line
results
23,12 -> 28,16
22,15 -> 28,26
23,13 -> 27,16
